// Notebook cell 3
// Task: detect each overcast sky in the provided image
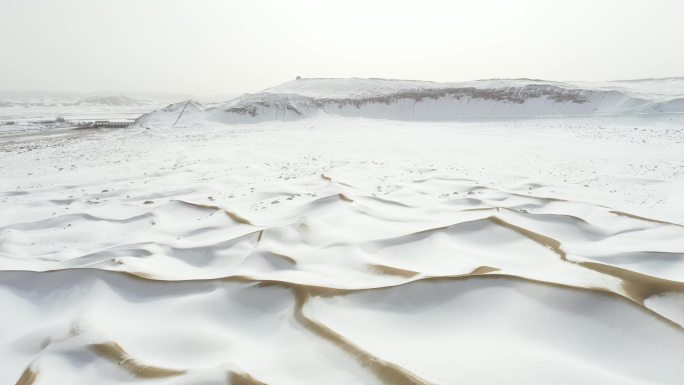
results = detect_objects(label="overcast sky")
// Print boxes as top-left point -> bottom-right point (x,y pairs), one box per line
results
1,0 -> 683,95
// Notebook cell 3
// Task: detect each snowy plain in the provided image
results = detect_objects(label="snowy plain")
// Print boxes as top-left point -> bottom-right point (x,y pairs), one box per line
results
1,78 -> 684,385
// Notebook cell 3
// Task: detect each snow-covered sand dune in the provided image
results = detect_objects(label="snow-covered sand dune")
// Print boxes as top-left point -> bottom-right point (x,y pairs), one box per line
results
2,79 -> 684,384
137,77 -> 684,126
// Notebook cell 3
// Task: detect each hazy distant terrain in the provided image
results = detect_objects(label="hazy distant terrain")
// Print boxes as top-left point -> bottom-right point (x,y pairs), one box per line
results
0,92 -> 233,135
2,78 -> 684,385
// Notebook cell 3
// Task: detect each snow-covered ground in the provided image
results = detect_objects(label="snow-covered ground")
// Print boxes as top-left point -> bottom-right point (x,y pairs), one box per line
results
2,78 -> 684,385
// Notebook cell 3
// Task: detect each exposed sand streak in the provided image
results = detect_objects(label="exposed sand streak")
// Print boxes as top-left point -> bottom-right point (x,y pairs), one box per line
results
609,210 -> 684,227
89,342 -> 186,378
368,264 -> 420,278
14,366 -> 38,385
489,216 -> 567,260
291,286 -> 432,385
224,210 -> 253,225
579,261 -> 684,304
229,371 -> 268,385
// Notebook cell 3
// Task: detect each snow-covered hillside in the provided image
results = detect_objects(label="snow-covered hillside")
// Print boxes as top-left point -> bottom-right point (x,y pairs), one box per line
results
136,77 -> 684,126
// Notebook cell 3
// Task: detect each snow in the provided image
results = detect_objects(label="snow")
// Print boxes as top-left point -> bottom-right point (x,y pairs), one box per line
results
1,78 -> 684,384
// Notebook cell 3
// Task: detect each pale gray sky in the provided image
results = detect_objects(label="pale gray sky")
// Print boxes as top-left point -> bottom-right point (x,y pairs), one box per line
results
1,0 -> 683,95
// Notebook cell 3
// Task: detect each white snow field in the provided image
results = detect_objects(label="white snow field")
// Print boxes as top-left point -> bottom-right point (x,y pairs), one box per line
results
2,78 -> 684,385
